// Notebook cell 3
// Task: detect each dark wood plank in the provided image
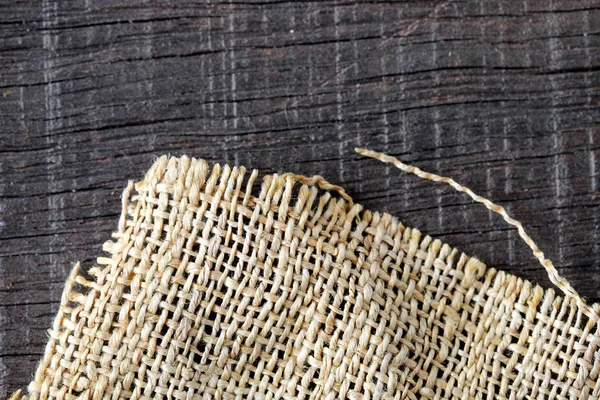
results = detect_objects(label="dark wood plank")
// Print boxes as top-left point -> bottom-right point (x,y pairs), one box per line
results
1,0 -> 599,395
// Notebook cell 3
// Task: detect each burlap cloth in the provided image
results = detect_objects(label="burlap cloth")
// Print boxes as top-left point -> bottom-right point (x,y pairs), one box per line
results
13,150 -> 600,400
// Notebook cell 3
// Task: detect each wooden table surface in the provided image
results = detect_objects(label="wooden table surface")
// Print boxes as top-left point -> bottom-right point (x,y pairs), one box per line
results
1,0 -> 599,395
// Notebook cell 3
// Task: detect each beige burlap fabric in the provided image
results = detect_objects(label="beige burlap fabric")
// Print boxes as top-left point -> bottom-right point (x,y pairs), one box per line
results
13,151 -> 600,400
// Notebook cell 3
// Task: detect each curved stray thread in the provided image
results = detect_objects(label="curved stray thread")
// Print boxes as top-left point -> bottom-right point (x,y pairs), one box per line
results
355,147 -> 599,322
282,173 -> 355,206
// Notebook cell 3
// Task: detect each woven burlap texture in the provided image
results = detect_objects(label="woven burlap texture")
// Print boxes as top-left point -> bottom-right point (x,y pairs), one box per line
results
15,155 -> 600,400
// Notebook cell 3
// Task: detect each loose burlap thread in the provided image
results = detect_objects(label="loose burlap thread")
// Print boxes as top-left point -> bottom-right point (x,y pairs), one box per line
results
12,150 -> 600,400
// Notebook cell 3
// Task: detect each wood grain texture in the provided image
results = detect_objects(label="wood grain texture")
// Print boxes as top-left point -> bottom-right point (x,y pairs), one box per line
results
1,0 -> 599,395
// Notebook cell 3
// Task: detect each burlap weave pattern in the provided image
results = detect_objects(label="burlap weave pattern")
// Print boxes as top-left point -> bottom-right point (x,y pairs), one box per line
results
16,155 -> 600,400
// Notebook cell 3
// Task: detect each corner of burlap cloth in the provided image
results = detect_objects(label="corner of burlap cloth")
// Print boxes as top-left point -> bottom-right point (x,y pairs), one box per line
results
11,155 -> 600,400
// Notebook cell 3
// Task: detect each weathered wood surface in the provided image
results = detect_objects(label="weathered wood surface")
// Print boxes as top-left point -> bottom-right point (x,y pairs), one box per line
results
1,0 -> 599,395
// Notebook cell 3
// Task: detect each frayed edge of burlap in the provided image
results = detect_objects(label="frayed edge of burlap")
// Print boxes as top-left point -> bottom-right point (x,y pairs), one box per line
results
14,155 -> 600,399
